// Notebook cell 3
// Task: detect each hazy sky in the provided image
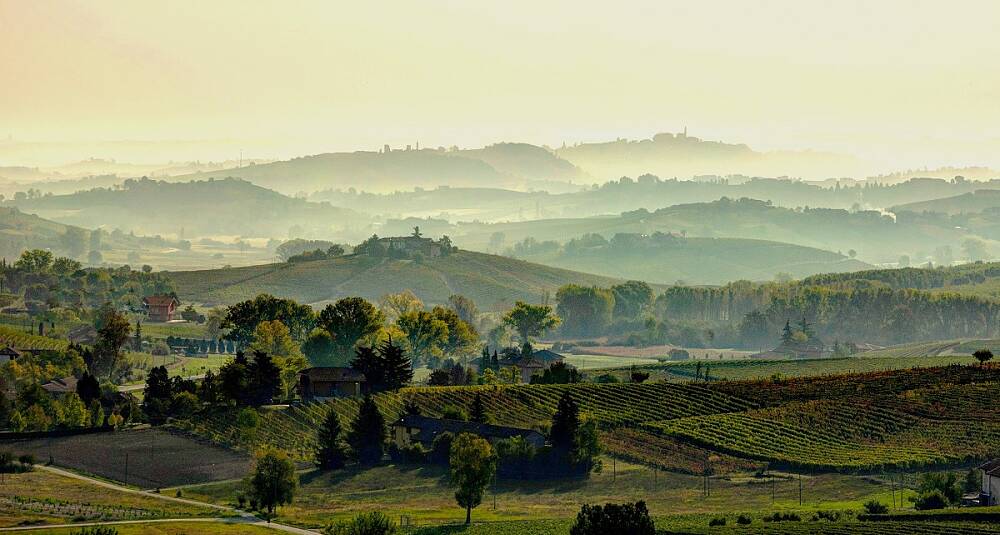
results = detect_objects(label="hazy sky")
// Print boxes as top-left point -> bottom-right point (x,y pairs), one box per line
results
3,0 -> 1000,169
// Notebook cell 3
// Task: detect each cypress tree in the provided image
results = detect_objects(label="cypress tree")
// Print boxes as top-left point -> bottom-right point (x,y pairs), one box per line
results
378,337 -> 413,391
550,392 -> 580,452
348,395 -> 387,465
469,392 -> 488,424
316,409 -> 348,469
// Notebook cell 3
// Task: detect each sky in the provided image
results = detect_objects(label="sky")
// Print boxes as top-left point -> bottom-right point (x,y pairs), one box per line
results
2,0 -> 1000,170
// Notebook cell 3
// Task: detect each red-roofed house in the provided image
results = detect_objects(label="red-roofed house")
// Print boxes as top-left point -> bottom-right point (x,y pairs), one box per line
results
143,295 -> 180,322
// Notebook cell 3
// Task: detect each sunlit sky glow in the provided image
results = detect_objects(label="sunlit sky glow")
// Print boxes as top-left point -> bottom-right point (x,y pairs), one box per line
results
2,0 -> 1000,170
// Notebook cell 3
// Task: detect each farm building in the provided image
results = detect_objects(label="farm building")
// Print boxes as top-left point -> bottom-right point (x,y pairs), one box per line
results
533,349 -> 565,366
297,367 -> 366,400
143,295 -> 180,322
391,414 -> 545,450
979,459 -> 1000,505
0,346 -> 22,364
41,376 -> 79,398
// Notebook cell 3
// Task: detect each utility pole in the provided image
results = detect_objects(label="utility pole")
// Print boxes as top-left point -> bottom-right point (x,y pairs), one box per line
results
124,452 -> 128,487
799,474 -> 802,505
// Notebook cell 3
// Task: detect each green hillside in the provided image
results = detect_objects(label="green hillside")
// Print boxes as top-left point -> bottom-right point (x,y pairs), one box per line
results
513,235 -> 869,284
893,189 -> 1000,215
165,249 -> 624,308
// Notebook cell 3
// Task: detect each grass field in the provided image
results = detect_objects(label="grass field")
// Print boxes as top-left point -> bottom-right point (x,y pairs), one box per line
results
0,469 -> 218,528
15,521 -> 280,534
180,458 -> 895,528
3,428 -> 251,489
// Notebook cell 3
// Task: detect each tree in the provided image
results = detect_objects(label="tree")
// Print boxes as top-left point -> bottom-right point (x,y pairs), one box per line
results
246,351 -> 281,406
611,281 -> 653,319
963,237 -> 989,261
316,410 -> 348,470
974,349 -> 993,367
60,393 -> 89,428
246,448 -> 297,518
863,500 -> 889,515
448,294 -> 479,325
449,433 -> 496,525
223,294 -> 315,346
503,301 -> 559,343
76,372 -> 101,406
318,297 -> 385,358
431,306 -> 479,357
347,395 -> 387,465
142,365 -> 173,424
377,338 -> 413,391
570,501 -> 655,535
93,306 -> 131,381
14,249 -> 53,272
250,320 -> 308,400
302,328 -> 338,367
378,291 -> 424,323
550,392 -> 580,452
427,369 -> 451,386
396,310 -> 448,365
469,393 -> 488,424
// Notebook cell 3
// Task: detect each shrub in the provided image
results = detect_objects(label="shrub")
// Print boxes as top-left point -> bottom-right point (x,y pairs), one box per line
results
708,516 -> 727,526
70,528 -> 119,535
430,431 -> 455,465
570,501 -> 655,535
763,512 -> 801,522
325,511 -> 397,535
863,500 -> 888,515
913,490 -> 949,510
815,510 -> 843,522
441,405 -> 468,421
736,514 -> 752,525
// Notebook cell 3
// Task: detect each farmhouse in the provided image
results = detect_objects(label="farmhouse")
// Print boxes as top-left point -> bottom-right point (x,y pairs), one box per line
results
297,367 -> 366,400
533,349 -> 565,366
143,295 -> 180,322
41,376 -> 79,398
978,459 -> 1000,505
0,346 -> 22,364
392,414 -> 546,450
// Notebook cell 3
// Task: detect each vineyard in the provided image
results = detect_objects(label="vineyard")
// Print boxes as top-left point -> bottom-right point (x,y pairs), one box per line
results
175,382 -> 755,461
661,522 -> 1000,534
596,354 -> 974,383
646,399 -> 1000,471
0,324 -> 69,351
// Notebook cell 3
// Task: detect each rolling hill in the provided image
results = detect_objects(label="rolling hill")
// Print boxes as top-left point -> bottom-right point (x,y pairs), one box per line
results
892,189 -> 1000,215
8,177 -> 370,239
165,249 -> 625,308
180,143 -> 586,194
511,235 -> 871,285
449,197 -> 987,264
0,206 -> 88,261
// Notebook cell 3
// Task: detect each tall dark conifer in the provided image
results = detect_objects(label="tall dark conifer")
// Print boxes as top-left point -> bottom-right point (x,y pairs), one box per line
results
347,395 -> 387,464
316,409 -> 348,469
469,393 -> 488,424
378,337 -> 413,391
550,392 -> 580,452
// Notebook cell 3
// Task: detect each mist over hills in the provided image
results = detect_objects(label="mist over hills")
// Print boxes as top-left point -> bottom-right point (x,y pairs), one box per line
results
7,177 -> 369,239
443,197 -> 991,265
893,189 -> 1000,216
507,234 -> 870,285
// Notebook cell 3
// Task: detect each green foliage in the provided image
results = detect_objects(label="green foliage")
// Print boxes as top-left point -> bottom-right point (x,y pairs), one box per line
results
325,511 -> 397,535
449,433 -> 496,524
318,297 -> 385,358
556,284 -> 615,336
569,501 -> 655,535
441,405 -> 469,421
350,338 -> 413,393
503,301 -> 560,343
863,500 -> 889,515
303,328 -> 339,367
912,490 -> 949,510
222,294 -> 315,345
348,395 -> 387,465
316,409 -> 348,470
245,447 -> 297,516
396,310 -> 448,365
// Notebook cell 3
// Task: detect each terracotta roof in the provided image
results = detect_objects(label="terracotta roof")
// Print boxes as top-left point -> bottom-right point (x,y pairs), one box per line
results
42,376 -> 78,394
143,295 -> 179,306
393,414 -> 545,445
299,367 -> 366,382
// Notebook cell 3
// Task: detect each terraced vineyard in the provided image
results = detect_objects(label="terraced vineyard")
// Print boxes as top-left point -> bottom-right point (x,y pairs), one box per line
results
0,324 -> 69,351
175,382 -> 755,461
647,400 -> 1000,471
596,354 -> 975,383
